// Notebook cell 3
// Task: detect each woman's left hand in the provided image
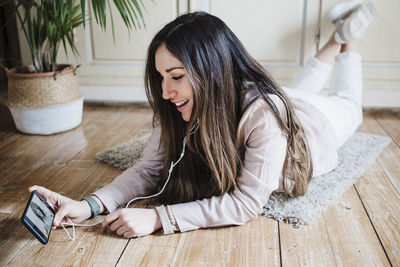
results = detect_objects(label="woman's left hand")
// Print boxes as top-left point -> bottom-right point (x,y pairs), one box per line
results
102,208 -> 162,238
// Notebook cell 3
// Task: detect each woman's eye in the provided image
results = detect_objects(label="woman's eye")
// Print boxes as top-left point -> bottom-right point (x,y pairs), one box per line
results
172,75 -> 184,80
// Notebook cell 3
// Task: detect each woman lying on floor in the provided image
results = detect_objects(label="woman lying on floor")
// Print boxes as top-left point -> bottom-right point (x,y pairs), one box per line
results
30,0 -> 377,238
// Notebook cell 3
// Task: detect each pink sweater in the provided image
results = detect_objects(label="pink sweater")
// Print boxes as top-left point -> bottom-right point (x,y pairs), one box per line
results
93,88 -> 338,232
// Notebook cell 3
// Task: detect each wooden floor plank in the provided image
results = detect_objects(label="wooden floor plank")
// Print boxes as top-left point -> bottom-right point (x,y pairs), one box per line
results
226,218 -> 279,267
5,108 -> 153,265
0,128 -> 85,187
0,132 -> 23,156
0,104 -> 17,144
322,187 -> 390,266
0,128 -> 91,214
1,160 -> 98,266
62,228 -> 128,266
354,111 -> 400,266
0,106 -> 101,160
0,106 -> 131,215
75,107 -> 152,160
2,107 -> 398,266
372,113 -> 400,146
0,125 -> 94,214
117,233 -> 182,266
0,134 -> 56,173
153,217 -> 280,267
0,106 -> 106,186
0,212 -> 10,222
153,226 -> 232,266
358,113 -> 400,196
355,161 -> 400,266
0,162 -> 63,214
280,216 -> 336,266
60,114 -> 155,267
61,165 -> 131,266
5,160 -> 101,266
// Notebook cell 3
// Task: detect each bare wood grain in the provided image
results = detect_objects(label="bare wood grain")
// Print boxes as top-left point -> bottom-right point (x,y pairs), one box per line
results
75,107 -> 153,160
280,216 -> 336,266
354,113 -> 400,265
323,187 -> 390,266
170,227 -> 232,267
227,217 -> 279,267
161,217 -> 279,267
355,161 -> 400,266
372,113 -> 400,146
0,104 -> 18,147
5,161 -> 125,266
2,160 -> 99,266
58,164 -> 129,267
358,113 -> 400,194
0,124 -> 94,214
0,106 -> 106,186
59,173 -> 128,267
117,233 -> 182,266
2,107 -> 398,266
0,106 -> 130,215
62,109 -> 154,266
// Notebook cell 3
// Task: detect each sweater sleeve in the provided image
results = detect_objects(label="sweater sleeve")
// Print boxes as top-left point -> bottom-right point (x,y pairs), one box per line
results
170,101 -> 288,232
93,126 -> 164,213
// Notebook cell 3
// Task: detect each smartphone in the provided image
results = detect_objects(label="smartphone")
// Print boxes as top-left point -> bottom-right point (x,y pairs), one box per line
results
21,190 -> 55,245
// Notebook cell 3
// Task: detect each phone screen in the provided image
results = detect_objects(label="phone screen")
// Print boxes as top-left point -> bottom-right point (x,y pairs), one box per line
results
21,191 -> 55,244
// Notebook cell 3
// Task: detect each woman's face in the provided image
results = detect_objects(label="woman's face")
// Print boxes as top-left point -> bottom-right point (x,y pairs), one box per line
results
155,44 -> 194,122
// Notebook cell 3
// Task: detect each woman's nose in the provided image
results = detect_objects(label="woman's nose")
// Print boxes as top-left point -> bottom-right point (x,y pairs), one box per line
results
162,80 -> 176,100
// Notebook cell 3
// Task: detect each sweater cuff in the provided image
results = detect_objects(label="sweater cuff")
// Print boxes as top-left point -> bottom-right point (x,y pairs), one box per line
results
155,205 -> 180,234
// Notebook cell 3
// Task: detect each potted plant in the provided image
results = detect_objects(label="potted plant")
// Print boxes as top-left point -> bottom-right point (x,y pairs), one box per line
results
0,0 -> 145,134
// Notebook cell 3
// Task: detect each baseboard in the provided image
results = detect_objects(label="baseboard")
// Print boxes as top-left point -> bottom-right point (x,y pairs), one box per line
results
362,89 -> 400,108
80,85 -> 148,103
80,86 -> 400,108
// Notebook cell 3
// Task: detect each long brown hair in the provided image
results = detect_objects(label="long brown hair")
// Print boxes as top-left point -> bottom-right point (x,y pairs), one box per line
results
145,12 -> 312,203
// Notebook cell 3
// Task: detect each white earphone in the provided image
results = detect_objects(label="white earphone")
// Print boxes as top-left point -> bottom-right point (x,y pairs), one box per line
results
61,123 -> 199,240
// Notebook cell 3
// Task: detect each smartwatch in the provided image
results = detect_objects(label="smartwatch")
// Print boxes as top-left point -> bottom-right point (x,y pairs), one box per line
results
82,196 -> 101,219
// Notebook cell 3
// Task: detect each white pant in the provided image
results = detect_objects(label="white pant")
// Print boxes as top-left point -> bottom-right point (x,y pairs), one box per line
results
283,52 -> 363,148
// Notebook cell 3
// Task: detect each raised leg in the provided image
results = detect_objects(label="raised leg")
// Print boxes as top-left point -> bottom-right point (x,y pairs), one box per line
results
288,33 -> 339,94
285,34 -> 363,147
316,33 -> 341,66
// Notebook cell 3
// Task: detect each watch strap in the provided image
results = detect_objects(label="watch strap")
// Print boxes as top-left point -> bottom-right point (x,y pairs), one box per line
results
82,196 -> 101,219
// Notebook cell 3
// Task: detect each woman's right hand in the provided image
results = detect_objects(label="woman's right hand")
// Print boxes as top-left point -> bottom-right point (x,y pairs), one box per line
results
29,185 -> 92,228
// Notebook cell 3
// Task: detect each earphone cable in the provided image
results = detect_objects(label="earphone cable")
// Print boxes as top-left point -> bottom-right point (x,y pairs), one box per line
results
58,123 -> 198,241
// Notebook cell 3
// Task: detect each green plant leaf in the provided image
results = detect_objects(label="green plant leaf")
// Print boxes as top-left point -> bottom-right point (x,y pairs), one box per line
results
3,0 -> 147,72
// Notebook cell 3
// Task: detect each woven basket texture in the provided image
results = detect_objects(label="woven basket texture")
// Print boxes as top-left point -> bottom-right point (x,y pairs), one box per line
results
7,67 -> 83,108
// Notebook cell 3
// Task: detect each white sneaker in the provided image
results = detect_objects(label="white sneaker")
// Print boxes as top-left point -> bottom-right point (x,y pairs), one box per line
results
328,1 -> 377,44
327,0 -> 363,26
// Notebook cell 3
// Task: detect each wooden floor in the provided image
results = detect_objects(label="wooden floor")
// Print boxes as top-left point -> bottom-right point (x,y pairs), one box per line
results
0,104 -> 399,267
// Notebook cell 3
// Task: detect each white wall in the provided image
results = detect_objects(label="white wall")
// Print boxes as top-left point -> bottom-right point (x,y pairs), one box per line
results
19,0 -> 400,107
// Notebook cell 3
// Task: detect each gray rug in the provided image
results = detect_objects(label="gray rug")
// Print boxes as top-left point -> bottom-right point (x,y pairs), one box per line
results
97,132 -> 152,170
96,132 -> 391,225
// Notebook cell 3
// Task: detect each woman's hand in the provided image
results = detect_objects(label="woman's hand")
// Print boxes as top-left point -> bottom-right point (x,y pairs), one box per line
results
29,185 -> 92,228
102,208 -> 162,238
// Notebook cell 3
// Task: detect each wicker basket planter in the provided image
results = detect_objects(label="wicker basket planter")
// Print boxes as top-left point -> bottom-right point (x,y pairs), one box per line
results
7,65 -> 84,135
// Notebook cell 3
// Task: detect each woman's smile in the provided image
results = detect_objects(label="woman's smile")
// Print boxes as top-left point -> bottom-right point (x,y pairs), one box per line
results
175,99 -> 189,112
155,44 -> 194,122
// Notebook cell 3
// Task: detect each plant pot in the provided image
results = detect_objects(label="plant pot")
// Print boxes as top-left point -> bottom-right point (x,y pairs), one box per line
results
6,65 -> 84,135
